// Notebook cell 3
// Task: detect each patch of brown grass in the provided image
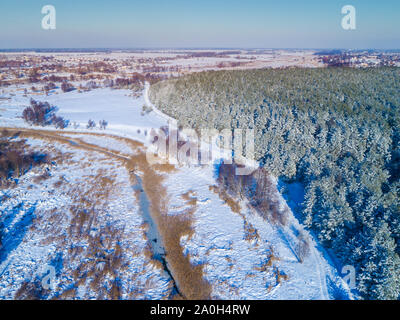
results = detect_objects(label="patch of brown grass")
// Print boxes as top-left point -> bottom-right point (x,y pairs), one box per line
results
14,280 -> 50,300
58,288 -> 77,300
53,178 -> 64,188
0,131 -> 49,187
32,170 -> 51,183
243,221 -> 260,243
255,248 -> 280,272
181,190 -> 197,207
152,163 -> 177,173
209,185 -> 241,214
127,152 -> 211,300
276,268 -> 289,284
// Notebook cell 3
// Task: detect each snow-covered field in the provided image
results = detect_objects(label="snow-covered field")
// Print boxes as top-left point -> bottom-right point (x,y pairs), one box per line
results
0,137 -> 172,299
0,83 -> 353,299
0,50 -> 323,79
0,85 -> 167,146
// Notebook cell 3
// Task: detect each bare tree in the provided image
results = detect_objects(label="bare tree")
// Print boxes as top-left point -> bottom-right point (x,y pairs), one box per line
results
61,81 -> 74,93
99,120 -> 108,130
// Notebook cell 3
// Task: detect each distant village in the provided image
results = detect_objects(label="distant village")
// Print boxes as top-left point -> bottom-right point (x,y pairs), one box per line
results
317,50 -> 400,67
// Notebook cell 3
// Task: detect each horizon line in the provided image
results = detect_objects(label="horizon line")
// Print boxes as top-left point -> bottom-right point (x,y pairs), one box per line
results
1,47 -> 400,52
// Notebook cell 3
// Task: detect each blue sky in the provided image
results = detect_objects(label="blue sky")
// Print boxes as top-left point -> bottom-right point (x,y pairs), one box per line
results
0,0 -> 399,49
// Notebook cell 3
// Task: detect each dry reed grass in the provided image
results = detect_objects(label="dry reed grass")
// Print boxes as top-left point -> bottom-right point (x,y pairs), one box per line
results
3,126 -> 211,300
127,149 -> 211,300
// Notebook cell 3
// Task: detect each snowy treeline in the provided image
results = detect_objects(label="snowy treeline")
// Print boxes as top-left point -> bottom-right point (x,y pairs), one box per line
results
150,67 -> 400,299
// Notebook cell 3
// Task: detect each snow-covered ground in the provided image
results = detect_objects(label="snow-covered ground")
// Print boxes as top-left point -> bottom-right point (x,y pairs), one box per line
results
0,137 -> 172,299
164,165 -> 351,299
0,83 -> 353,299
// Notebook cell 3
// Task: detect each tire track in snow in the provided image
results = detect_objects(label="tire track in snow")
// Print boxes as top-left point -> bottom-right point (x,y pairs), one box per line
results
310,242 -> 330,300
270,186 -> 331,299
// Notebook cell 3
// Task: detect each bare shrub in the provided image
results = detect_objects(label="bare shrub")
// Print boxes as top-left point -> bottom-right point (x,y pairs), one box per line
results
252,167 -> 273,201
52,115 -> 68,129
87,119 -> 96,129
295,230 -> 311,263
22,99 -> 67,128
0,222 -> 3,252
23,99 -> 53,125
269,201 -> 289,226
244,221 -> 259,242
276,268 -> 289,284
14,280 -> 49,300
0,134 -> 47,186
217,161 -> 237,195
103,79 -> 114,87
99,120 -> 108,130
216,160 -> 252,198
61,81 -> 74,92
85,80 -> 97,90
216,162 -> 289,225
279,205 -> 290,226
32,170 -> 51,183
